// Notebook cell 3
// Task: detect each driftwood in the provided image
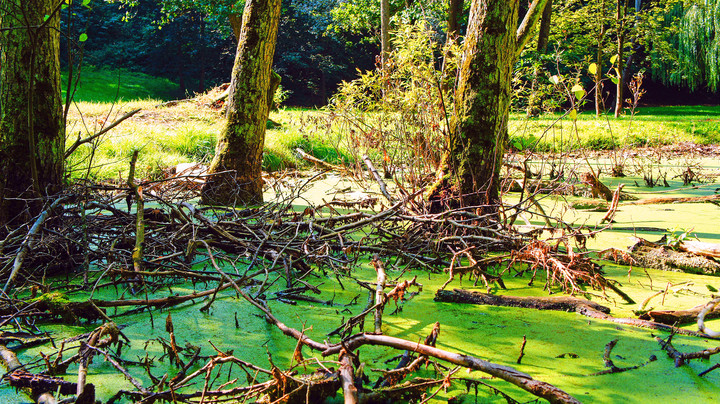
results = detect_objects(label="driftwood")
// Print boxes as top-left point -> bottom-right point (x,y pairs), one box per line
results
603,237 -> 720,275
435,289 -> 716,339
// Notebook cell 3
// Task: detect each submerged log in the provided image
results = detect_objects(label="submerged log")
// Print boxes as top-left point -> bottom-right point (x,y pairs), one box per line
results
603,237 -> 720,275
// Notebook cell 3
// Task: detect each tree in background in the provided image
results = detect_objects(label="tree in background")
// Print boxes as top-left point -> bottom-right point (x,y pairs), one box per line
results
200,0 -> 281,205
0,0 -> 64,226
429,0 -> 549,210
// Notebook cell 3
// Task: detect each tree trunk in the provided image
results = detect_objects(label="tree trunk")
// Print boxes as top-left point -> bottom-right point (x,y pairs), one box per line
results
430,2 -> 520,209
536,0 -> 553,53
200,0 -> 281,206
614,0 -> 628,118
595,0 -> 607,117
380,0 -> 391,70
441,0 -> 464,79
0,0 -> 64,227
429,0 -> 548,211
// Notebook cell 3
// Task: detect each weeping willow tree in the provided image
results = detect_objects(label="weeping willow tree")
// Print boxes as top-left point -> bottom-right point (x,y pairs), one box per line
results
647,0 -> 719,92
677,0 -> 720,92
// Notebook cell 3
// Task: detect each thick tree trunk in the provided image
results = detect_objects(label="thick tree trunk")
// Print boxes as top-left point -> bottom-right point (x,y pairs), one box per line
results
0,0 -> 65,227
429,0 -> 548,211
430,2 -> 519,209
201,0 -> 281,206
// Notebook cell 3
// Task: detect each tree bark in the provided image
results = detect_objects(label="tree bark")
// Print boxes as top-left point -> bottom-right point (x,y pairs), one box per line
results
380,0 -> 391,71
430,0 -> 548,210
536,0 -> 553,53
430,2 -> 518,209
614,0 -> 629,118
201,0 -> 281,206
0,0 -> 64,227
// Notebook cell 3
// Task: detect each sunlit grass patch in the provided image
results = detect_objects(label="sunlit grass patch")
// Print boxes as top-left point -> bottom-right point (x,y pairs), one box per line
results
62,66 -> 180,103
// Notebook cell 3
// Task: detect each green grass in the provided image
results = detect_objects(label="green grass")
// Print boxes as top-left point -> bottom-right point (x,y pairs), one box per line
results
63,67 -> 719,182
62,65 -> 180,103
509,105 -> 720,152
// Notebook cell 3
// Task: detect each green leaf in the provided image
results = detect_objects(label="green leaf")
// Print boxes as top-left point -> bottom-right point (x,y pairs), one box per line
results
549,75 -> 561,85
43,14 -> 50,21
571,84 -> 585,99
588,63 -> 598,76
707,285 -> 718,293
82,0 -> 91,5
610,76 -> 619,85
79,33 -> 88,42
568,109 -> 578,120
610,54 -> 619,64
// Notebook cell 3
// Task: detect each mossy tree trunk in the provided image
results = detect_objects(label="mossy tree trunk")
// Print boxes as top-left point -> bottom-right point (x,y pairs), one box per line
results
0,0 -> 64,227
429,0 -> 548,211
200,0 -> 281,206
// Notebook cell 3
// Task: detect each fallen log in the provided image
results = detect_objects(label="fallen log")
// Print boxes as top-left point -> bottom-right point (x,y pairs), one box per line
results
435,289 -> 716,339
623,194 -> 720,205
639,304 -> 720,325
434,289 -> 611,314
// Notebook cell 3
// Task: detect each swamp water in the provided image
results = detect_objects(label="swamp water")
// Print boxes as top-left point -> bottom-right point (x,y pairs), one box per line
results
3,171 -> 720,403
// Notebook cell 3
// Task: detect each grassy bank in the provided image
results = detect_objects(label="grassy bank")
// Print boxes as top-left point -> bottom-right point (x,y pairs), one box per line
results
63,67 -> 720,182
509,105 -> 720,152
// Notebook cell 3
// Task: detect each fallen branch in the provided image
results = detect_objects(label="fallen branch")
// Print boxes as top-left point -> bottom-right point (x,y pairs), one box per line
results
363,154 -> 394,203
64,108 -> 142,158
295,148 -> 350,173
324,333 -> 581,404
2,196 -> 68,293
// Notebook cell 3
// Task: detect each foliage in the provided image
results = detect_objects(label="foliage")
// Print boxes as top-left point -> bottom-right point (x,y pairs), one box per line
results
665,227 -> 696,250
328,21 -> 459,186
675,0 -> 720,92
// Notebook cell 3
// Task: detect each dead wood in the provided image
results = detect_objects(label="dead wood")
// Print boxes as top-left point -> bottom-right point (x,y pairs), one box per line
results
679,240 -> 720,259
589,339 -> 655,376
434,289 -> 611,313
600,184 -> 624,223
7,370 -> 81,397
656,334 -> 720,367
623,194 -> 720,205
295,148 -> 351,173
362,154 -> 394,203
327,333 -> 581,404
372,255 -> 386,334
639,304 -> 720,325
436,289 -> 716,339
579,172 -> 614,201
2,196 -> 68,293
64,108 -> 141,159
603,237 -> 720,275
